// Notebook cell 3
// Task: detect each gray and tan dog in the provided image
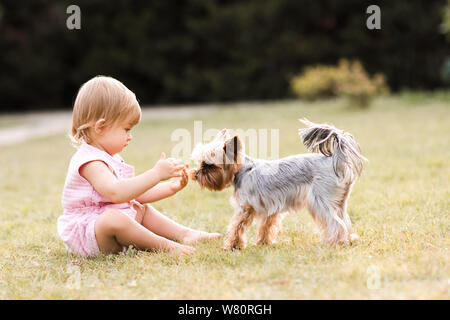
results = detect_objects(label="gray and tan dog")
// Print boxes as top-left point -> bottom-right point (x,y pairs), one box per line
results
190,119 -> 366,250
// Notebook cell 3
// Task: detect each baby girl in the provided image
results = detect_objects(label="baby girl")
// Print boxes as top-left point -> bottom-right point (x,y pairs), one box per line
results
57,76 -> 221,257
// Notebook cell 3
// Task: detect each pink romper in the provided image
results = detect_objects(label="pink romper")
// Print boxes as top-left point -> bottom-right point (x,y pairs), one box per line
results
57,140 -> 143,257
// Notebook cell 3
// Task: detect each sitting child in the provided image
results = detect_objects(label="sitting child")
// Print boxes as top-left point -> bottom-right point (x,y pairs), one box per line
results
57,75 -> 221,257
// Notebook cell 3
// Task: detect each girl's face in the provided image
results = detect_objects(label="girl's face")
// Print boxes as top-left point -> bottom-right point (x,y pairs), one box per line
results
96,118 -> 135,155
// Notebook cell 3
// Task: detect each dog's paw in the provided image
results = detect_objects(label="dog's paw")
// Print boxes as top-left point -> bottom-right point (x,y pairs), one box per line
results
223,239 -> 246,250
223,245 -> 239,251
223,244 -> 243,251
256,238 -> 276,246
349,233 -> 359,243
222,243 -> 233,251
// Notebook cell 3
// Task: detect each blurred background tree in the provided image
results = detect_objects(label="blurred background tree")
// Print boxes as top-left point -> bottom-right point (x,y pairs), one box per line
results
290,59 -> 389,107
441,0 -> 450,36
441,0 -> 450,84
0,0 -> 448,111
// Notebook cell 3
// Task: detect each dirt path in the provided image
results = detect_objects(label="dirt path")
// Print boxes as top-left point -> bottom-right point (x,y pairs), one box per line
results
0,105 -> 215,146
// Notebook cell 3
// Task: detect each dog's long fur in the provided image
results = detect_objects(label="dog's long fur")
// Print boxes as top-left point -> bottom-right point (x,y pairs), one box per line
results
191,119 -> 366,249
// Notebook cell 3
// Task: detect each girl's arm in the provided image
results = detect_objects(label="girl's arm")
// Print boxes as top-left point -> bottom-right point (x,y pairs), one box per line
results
135,182 -> 176,203
136,167 -> 188,203
80,155 -> 184,204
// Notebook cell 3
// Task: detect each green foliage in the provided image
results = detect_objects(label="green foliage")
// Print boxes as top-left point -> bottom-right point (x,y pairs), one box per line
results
290,59 -> 389,107
0,0 -> 448,110
442,57 -> 450,84
441,1 -> 450,84
441,0 -> 450,37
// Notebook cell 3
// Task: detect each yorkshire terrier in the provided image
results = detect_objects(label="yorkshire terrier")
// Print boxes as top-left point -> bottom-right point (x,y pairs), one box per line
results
190,119 -> 366,250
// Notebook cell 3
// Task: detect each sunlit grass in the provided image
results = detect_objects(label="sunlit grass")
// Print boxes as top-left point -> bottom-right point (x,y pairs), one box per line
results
0,93 -> 448,299
0,115 -> 30,129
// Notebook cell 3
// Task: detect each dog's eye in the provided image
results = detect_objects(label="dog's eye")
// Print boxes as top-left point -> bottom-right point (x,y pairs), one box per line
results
201,162 -> 216,170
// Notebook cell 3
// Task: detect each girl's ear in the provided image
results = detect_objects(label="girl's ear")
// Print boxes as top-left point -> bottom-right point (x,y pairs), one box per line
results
93,119 -> 106,134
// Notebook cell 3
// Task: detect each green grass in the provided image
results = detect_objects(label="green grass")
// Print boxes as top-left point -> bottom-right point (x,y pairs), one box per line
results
0,115 -> 30,129
0,93 -> 449,299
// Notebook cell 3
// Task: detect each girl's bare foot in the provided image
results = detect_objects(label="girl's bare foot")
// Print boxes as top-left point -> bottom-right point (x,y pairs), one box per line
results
167,243 -> 196,256
181,230 -> 222,245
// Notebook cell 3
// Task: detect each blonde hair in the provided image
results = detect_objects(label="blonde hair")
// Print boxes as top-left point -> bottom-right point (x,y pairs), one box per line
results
70,75 -> 141,145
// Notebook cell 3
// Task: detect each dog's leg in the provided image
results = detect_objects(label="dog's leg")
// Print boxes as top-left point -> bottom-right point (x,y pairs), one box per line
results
256,213 -> 283,245
307,194 -> 349,245
335,206 -> 358,244
344,212 -> 359,243
338,184 -> 359,243
330,182 -> 359,243
223,205 -> 255,250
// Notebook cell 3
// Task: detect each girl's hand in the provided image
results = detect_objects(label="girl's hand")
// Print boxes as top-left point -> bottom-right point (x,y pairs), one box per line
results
169,165 -> 189,193
153,153 -> 185,181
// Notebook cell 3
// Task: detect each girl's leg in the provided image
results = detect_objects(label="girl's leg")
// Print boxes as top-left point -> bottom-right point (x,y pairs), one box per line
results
95,209 -> 195,255
140,204 -> 222,244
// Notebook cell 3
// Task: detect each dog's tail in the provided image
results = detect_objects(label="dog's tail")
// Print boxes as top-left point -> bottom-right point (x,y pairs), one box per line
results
298,118 -> 367,182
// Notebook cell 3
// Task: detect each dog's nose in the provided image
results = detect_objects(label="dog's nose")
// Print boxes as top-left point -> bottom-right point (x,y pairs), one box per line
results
189,168 -> 198,180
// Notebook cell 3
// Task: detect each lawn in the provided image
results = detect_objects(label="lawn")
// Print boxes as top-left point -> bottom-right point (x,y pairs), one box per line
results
0,92 -> 448,299
0,115 -> 30,129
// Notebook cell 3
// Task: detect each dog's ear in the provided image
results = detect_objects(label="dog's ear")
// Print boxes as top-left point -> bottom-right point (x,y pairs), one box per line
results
218,128 -> 231,140
223,135 -> 242,163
